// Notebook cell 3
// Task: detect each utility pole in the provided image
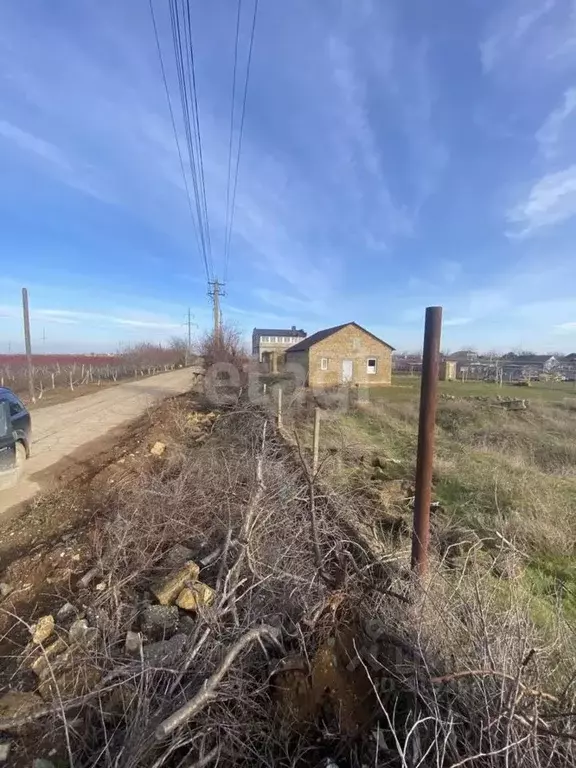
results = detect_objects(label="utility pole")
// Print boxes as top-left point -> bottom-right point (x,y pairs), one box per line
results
186,308 -> 192,366
42,327 -> 46,348
411,306 -> 442,578
208,280 -> 225,342
22,287 -> 35,403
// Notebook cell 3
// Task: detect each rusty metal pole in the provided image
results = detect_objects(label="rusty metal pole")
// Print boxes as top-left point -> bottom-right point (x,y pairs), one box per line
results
22,287 -> 35,404
411,306 -> 442,577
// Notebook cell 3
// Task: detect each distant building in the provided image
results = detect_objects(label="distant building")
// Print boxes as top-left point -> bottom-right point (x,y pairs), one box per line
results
500,355 -> 558,380
252,326 -> 306,371
285,322 -> 394,387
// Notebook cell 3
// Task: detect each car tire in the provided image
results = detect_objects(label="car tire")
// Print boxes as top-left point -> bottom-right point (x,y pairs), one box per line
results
15,441 -> 26,474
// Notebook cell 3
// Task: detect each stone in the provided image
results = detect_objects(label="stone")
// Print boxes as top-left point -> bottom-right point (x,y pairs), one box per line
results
0,742 -> 10,762
152,561 -> 200,605
0,583 -> 13,598
160,544 -> 196,570
507,399 -> 527,411
69,619 -> 98,646
176,582 -> 215,612
78,567 -> 100,589
30,638 -> 69,678
141,604 -> 179,638
31,615 -> 55,645
56,602 -> 76,622
143,633 -> 187,666
38,664 -> 102,702
125,631 -> 143,656
0,691 -> 43,724
150,441 -> 166,456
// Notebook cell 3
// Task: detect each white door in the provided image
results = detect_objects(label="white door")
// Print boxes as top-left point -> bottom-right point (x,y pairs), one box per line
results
342,359 -> 353,382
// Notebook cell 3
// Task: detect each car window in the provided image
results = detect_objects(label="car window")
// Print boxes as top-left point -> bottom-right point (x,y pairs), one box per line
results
1,393 -> 25,416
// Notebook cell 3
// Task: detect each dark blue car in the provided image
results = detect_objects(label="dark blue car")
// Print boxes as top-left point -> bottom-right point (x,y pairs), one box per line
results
0,387 -> 32,476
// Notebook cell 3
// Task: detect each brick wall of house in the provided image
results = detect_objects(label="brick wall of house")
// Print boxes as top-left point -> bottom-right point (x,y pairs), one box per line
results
307,325 -> 392,387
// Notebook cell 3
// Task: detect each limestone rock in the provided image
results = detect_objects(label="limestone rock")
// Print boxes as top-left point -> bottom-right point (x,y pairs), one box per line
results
0,691 -> 43,725
152,561 -> 200,605
31,615 -> 55,645
150,441 -> 166,456
176,582 -> 215,612
69,619 -> 97,646
0,742 -> 11,762
38,663 -> 101,702
0,583 -> 13,598
30,638 -> 69,679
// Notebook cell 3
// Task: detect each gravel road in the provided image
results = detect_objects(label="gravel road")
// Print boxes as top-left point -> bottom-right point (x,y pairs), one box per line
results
0,368 -> 194,517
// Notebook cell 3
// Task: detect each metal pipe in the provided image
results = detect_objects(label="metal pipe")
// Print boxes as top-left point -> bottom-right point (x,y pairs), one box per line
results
411,306 -> 443,576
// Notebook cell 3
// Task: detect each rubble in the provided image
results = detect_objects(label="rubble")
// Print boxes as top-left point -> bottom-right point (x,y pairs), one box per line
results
0,743 -> 10,762
78,566 -> 101,589
0,583 -> 13,598
69,618 -> 98,646
32,759 -> 56,768
31,615 -> 55,645
56,602 -> 76,622
142,604 -> 179,638
143,633 -> 188,665
0,691 -> 43,724
160,543 -> 196,570
152,561 -> 200,605
150,441 -> 166,456
38,663 -> 101,702
176,582 -> 215,611
125,631 -> 143,656
30,638 -> 69,678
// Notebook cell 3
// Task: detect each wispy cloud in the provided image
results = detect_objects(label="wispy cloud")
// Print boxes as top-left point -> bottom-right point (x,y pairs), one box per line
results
508,165 -> 576,235
536,87 -> 576,159
0,305 -> 181,331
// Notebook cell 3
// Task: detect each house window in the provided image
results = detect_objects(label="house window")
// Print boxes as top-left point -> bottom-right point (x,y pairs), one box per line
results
367,358 -> 377,374
261,336 -> 269,343
320,358 -> 328,370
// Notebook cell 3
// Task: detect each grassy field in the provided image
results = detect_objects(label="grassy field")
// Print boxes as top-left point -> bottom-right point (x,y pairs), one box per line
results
369,374 -> 576,402
292,377 -> 576,621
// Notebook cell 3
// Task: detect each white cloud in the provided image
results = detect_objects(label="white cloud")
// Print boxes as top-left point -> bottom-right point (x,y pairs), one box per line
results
444,317 -> 472,327
555,321 -> 576,332
536,87 -> 576,159
508,164 -> 576,235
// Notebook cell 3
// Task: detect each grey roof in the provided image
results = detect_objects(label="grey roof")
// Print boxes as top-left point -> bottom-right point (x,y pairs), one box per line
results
253,328 -> 306,337
502,355 -> 554,364
286,322 -> 395,353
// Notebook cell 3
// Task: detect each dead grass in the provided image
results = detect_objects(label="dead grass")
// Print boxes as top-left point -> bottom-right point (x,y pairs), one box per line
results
2,392 -> 576,766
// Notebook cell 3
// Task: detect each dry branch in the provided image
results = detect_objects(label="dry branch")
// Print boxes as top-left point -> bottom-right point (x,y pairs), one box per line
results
155,624 -> 281,740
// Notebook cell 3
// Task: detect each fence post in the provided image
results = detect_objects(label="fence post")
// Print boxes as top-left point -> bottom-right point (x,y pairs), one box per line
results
312,406 -> 321,475
411,306 -> 443,578
277,387 -> 282,429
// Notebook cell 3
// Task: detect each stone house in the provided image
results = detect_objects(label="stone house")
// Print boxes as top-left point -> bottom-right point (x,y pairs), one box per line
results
252,326 -> 307,371
284,322 -> 394,387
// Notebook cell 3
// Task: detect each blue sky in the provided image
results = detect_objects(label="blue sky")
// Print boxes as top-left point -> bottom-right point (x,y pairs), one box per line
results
1,0 -> 576,353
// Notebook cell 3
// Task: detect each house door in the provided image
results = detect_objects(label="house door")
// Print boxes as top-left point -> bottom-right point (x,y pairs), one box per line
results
342,359 -> 353,382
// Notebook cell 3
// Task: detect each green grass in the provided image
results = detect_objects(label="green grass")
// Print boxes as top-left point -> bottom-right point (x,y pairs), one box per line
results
366,375 -> 576,403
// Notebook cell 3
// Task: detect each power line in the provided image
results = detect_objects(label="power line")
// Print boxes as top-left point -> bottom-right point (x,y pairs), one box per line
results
224,0 -> 259,283
162,0 -> 213,283
223,0 -> 243,282
149,0 -> 208,281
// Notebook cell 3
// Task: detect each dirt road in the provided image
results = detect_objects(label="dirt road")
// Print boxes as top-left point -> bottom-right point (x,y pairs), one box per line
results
0,368 -> 194,517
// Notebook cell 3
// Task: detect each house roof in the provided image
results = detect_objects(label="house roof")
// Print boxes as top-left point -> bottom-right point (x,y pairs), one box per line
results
562,353 -> 576,361
502,355 -> 553,364
285,322 -> 395,353
252,328 -> 306,337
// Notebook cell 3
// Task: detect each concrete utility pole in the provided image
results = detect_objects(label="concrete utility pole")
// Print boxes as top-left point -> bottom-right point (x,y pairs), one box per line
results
411,306 -> 442,577
208,280 -> 225,342
186,308 -> 192,365
22,287 -> 35,403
